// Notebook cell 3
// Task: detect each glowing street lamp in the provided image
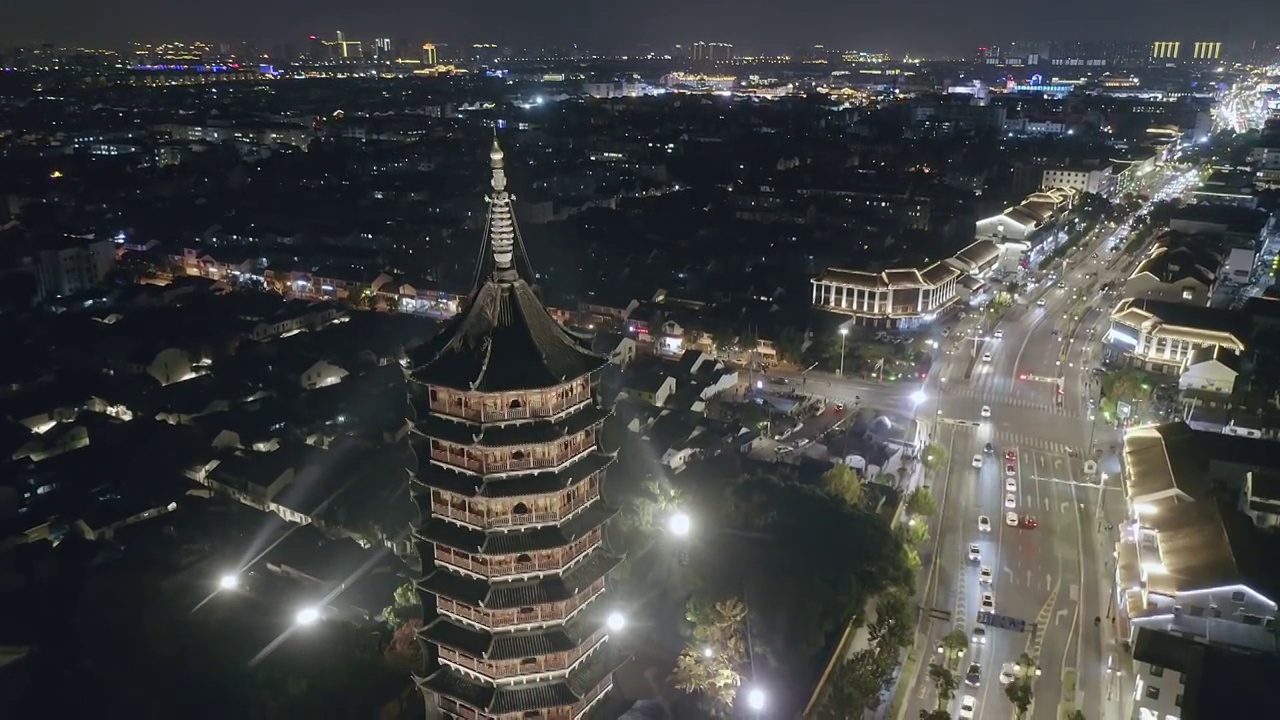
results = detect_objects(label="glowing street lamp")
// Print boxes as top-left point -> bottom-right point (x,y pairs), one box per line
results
702,646 -> 715,659
910,390 -> 927,406
606,611 -> 626,632
838,327 -> 849,377
746,687 -> 767,712
295,606 -> 321,626
668,511 -> 691,537
218,573 -> 240,591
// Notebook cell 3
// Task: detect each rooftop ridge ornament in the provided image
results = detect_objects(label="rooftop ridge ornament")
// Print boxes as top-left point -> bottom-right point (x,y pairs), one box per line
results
487,138 -> 516,279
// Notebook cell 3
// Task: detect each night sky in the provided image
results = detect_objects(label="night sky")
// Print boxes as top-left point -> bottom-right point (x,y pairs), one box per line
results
2,0 -> 1277,57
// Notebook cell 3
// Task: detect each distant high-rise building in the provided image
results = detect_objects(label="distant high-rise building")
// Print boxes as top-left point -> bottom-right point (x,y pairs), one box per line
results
422,43 -> 438,65
691,41 -> 733,62
373,37 -> 392,59
1152,41 -> 1181,60
308,35 -> 327,61
1191,41 -> 1223,61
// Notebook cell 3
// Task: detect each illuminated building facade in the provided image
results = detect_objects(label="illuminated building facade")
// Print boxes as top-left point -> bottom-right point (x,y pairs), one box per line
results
422,43 -> 439,65
692,41 -> 734,61
1151,41 -> 1181,60
409,140 -> 623,719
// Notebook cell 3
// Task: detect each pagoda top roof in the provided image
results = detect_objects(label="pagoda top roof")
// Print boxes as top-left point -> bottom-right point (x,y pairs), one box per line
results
409,139 -> 606,393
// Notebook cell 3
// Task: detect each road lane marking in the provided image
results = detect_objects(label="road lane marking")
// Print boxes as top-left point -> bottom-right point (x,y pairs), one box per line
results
1070,583 -> 1079,602
1003,566 -> 1014,583
1056,609 -> 1068,626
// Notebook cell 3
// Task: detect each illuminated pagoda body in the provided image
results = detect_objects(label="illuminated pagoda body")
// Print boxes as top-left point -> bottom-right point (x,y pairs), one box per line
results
407,139 -> 623,720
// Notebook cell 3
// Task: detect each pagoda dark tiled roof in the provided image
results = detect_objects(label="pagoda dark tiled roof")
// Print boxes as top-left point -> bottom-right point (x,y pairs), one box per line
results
420,609 -> 596,659
409,278 -> 607,393
413,450 -> 614,497
421,644 -> 619,714
418,402 -> 611,447
417,503 -> 616,555
418,548 -> 622,607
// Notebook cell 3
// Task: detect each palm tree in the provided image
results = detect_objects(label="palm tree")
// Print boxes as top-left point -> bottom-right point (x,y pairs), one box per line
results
1005,676 -> 1034,719
928,663 -> 958,711
939,629 -> 968,667
672,597 -> 751,714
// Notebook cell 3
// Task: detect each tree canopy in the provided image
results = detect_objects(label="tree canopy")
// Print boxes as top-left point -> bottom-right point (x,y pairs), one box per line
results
905,486 -> 937,517
820,463 -> 863,506
719,474 -> 914,665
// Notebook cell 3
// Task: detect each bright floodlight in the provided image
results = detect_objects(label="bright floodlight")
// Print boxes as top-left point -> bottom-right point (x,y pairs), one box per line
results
668,512 -> 691,537
702,646 -> 714,658
606,611 -> 626,632
910,390 -> 927,405
839,327 -> 848,336
295,606 -> 321,626
747,687 -> 767,711
218,573 -> 239,591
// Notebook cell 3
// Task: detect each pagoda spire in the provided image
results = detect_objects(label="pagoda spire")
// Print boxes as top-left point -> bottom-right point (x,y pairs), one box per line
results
486,138 -> 517,280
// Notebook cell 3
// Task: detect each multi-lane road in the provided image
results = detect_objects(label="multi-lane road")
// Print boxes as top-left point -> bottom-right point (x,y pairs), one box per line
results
896,170 -> 1196,720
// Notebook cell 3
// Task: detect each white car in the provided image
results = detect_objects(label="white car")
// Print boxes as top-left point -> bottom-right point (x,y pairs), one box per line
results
978,515 -> 991,533
993,329 -> 1003,339
1005,511 -> 1018,527
968,543 -> 981,562
981,353 -> 992,363
1037,298 -> 1046,307
1005,477 -> 1017,492
959,695 -> 977,720
980,405 -> 991,418
972,454 -> 983,468
999,662 -> 1016,685
1004,493 -> 1017,509
970,626 -> 987,646
981,592 -> 995,611
979,566 -> 993,584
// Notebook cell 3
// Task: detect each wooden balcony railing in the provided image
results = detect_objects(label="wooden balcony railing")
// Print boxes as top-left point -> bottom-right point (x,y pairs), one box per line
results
438,628 -> 607,680
428,388 -> 591,422
434,578 -> 606,630
431,486 -> 597,529
431,442 -> 589,474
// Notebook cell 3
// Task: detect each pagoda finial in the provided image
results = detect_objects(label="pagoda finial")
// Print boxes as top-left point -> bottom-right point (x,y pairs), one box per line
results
487,137 -> 515,275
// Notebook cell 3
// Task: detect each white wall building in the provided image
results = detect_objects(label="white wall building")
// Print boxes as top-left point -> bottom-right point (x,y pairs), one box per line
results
1041,166 -> 1113,195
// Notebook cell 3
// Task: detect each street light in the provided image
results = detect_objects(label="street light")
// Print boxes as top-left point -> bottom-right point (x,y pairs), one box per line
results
746,687 -> 767,712
910,390 -> 927,406
838,327 -> 848,377
702,646 -> 715,659
668,511 -> 691,537
218,573 -> 240,591
295,606 -> 321,626
606,611 -> 626,632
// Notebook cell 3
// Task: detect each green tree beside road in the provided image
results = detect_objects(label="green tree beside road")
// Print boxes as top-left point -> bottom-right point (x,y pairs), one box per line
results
920,444 -> 947,475
820,463 -> 863,506
928,663 -> 958,711
905,486 -> 937,516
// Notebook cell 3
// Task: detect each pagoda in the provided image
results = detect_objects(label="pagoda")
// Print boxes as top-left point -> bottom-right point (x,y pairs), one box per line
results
407,139 -> 624,719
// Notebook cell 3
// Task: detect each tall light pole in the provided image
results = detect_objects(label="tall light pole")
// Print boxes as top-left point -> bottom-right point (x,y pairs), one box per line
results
838,327 -> 848,377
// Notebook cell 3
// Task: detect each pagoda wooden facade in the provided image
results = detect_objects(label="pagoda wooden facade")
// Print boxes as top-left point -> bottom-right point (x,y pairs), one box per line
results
407,139 -> 623,720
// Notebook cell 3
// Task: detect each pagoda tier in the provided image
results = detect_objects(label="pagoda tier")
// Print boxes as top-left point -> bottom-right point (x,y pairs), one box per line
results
408,139 -> 626,720
420,610 -> 605,681
417,548 -> 622,630
419,643 -> 617,720
414,449 -> 614,499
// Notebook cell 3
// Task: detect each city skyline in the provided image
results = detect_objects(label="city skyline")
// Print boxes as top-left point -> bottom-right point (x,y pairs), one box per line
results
2,0 -> 1276,57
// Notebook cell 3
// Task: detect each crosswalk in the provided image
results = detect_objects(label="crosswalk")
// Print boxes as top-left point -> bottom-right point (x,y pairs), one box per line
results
943,386 -> 1083,419
942,422 -> 1076,456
